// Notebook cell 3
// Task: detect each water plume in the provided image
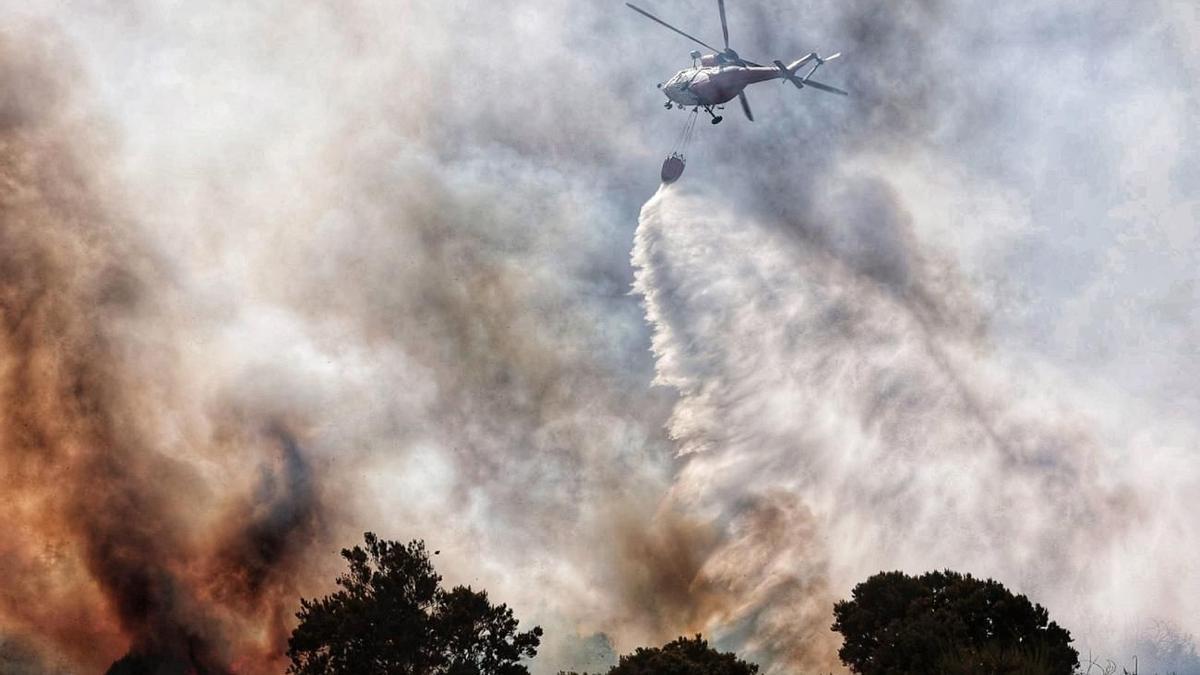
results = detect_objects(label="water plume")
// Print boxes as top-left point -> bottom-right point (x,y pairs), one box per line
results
632,180 -> 1192,672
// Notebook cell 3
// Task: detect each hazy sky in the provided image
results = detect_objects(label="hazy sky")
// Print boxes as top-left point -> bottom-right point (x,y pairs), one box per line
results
1,1 -> 1198,673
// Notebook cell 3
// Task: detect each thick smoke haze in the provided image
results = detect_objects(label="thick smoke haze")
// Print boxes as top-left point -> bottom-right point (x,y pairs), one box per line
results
1,1 -> 1198,674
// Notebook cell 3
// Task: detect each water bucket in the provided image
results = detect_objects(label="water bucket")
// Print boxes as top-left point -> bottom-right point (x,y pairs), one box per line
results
661,154 -> 685,184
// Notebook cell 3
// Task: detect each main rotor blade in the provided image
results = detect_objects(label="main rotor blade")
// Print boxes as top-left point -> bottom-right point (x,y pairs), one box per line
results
718,0 -> 729,49
625,3 -> 722,54
802,78 -> 849,96
738,90 -> 754,121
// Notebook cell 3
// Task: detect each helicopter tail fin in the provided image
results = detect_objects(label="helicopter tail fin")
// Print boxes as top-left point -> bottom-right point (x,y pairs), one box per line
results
774,58 -> 809,89
786,54 -> 817,73
776,53 -> 847,94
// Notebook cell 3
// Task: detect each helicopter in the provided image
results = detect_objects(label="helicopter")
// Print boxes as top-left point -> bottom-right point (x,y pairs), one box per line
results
626,0 -> 847,126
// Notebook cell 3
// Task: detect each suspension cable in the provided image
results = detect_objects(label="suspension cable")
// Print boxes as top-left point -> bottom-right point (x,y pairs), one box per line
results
671,109 -> 700,155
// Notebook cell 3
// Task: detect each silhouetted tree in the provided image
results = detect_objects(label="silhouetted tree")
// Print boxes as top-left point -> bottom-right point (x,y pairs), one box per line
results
288,533 -> 542,675
831,570 -> 1078,675
559,634 -> 758,675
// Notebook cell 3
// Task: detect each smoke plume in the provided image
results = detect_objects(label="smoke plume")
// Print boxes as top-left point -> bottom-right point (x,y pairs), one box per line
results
1,32 -> 322,673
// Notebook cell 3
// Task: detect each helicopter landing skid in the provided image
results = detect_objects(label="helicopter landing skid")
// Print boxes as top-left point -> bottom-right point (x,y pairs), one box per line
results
702,106 -> 723,124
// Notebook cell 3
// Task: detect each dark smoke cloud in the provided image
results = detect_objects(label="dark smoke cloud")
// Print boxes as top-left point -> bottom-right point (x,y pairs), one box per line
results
2,7 -> 682,672
1,33 -> 327,673
0,634 -> 73,675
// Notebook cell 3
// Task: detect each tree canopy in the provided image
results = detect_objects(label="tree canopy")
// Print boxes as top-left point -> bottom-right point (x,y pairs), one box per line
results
831,569 -> 1078,675
561,634 -> 759,675
288,533 -> 542,675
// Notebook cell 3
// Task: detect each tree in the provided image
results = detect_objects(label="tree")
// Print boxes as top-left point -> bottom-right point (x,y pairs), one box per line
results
560,634 -> 758,675
831,570 -> 1078,675
288,533 -> 542,675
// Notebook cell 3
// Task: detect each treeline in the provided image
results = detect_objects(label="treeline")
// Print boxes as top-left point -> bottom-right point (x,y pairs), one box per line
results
277,532 -> 1103,675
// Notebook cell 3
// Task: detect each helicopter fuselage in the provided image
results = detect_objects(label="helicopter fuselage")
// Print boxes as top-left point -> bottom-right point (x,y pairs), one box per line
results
660,63 -> 789,108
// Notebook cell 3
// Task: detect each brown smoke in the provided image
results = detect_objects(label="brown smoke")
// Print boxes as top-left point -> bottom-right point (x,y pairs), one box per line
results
609,493 -> 841,673
1,35 -> 321,674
